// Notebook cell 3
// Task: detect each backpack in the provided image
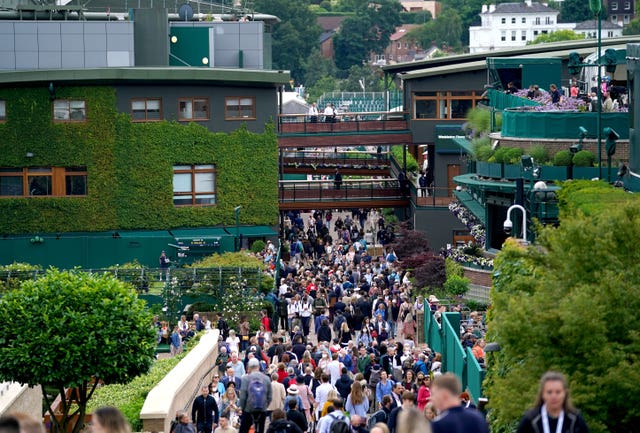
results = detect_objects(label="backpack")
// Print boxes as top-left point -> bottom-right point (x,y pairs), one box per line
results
329,414 -> 350,433
278,299 -> 289,317
367,410 -> 388,430
246,376 -> 267,412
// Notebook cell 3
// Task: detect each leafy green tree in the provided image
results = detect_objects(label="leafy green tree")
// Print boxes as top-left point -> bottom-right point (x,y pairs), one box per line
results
253,0 -> 321,82
559,0 -> 598,22
437,0 -> 484,45
333,0 -> 402,71
0,270 -> 156,433
341,64 -> 385,92
302,48 -> 338,88
623,17 -> 640,34
400,10 -> 432,24
409,8 -> 463,50
485,183 -> 640,433
306,76 -> 339,102
530,29 -> 584,44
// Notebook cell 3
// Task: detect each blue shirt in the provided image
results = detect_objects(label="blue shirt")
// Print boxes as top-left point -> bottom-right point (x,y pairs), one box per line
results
376,380 -> 394,405
432,406 -> 489,433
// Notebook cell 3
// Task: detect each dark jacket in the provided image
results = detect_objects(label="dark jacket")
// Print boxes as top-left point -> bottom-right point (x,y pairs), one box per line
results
516,408 -> 589,433
266,419 -> 303,433
432,406 -> 489,433
287,409 -> 309,433
335,374 -> 354,399
317,324 -> 332,343
191,394 -> 219,427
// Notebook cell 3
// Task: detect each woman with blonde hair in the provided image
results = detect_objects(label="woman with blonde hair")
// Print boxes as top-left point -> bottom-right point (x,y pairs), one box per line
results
320,390 -> 339,417
345,381 -> 369,417
397,407 -> 432,433
338,321 -> 351,347
219,387 -> 241,428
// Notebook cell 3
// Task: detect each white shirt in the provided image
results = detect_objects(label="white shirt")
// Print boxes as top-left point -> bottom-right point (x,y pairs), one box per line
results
326,360 -> 343,386
323,106 -> 334,116
309,105 -> 319,116
314,382 -> 336,415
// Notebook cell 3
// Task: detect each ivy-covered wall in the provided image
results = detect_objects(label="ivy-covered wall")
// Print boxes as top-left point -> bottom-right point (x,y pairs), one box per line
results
0,86 -> 278,234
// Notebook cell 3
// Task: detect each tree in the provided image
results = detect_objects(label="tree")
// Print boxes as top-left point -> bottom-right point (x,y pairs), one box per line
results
559,0 -> 598,22
0,269 -> 156,433
623,17 -> 640,34
333,0 -> 402,71
529,29 -> 584,44
408,8 -> 463,50
253,0 -> 321,82
302,48 -> 339,88
485,185 -> 640,433
341,64 -> 385,92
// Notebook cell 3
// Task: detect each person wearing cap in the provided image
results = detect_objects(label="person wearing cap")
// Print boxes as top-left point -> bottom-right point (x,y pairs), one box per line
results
238,358 -> 272,433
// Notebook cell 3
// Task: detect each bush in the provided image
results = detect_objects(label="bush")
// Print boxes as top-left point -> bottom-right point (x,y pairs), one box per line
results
572,150 -> 596,167
472,137 -> 493,162
250,240 -> 266,254
553,150 -> 573,166
391,146 -> 419,172
466,108 -> 491,135
443,274 -> 470,297
492,147 -> 510,164
445,258 -> 465,278
528,145 -> 549,164
505,147 -> 524,164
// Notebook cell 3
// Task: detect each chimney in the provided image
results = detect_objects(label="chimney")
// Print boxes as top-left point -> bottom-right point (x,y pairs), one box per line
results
482,4 -> 488,12
489,4 -> 496,12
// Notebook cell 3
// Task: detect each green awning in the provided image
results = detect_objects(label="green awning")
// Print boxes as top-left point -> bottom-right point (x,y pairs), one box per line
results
171,228 -> 231,240
453,190 -> 487,226
238,226 -> 277,237
453,137 -> 474,155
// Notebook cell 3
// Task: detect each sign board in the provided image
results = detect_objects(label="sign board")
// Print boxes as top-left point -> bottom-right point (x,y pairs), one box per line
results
435,124 -> 466,154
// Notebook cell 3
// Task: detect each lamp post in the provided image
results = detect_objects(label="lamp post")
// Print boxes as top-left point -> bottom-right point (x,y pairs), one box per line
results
234,205 -> 242,251
504,204 -> 528,243
590,0 -> 603,179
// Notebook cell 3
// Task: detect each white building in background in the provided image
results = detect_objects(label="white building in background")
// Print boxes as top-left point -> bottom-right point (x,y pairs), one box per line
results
469,0 -> 574,53
573,19 -> 624,39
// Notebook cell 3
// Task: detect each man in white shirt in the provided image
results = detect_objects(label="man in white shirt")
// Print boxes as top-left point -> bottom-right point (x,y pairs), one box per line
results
323,104 -> 335,123
326,352 -> 343,386
300,294 -> 313,337
308,102 -> 319,123
314,373 -> 336,420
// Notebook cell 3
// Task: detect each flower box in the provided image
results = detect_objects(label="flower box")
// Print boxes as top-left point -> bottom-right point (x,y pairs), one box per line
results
503,164 -> 521,179
573,167 -> 600,180
476,162 -> 503,178
540,166 -> 569,181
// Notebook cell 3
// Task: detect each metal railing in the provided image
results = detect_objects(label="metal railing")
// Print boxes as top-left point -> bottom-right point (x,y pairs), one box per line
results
278,177 -> 407,203
281,150 -> 391,169
277,111 -> 409,134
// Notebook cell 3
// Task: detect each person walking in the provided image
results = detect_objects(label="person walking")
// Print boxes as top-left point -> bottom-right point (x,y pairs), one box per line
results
430,374 -> 488,433
238,359 -> 272,433
192,385 -> 220,433
516,371 -> 589,433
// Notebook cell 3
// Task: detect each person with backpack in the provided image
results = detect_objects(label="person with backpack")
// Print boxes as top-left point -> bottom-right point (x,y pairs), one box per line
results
238,358 -> 272,433
278,296 -> 290,332
317,399 -> 349,433
266,409 -> 303,433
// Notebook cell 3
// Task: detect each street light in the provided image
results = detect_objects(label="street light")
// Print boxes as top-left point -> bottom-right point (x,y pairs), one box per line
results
589,0 -> 604,179
504,204 -> 527,243
234,205 -> 242,251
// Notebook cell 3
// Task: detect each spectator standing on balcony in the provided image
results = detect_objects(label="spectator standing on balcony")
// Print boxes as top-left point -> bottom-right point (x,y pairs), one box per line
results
550,84 -> 562,104
324,104 -> 335,123
506,81 -> 518,94
334,170 -> 343,190
308,102 -> 319,123
418,172 -> 428,198
159,250 -> 171,281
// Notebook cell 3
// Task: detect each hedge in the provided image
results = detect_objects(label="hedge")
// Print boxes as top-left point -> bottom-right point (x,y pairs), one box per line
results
0,87 -> 279,234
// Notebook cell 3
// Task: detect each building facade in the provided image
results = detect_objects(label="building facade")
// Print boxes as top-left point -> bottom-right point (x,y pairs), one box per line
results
469,1 -> 574,53
607,0 -> 635,26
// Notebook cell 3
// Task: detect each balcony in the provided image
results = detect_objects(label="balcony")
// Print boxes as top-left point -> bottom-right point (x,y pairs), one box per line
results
277,112 -> 412,148
281,150 -> 391,175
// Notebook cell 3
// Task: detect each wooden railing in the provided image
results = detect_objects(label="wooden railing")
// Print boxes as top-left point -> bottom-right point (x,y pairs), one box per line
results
277,111 -> 409,134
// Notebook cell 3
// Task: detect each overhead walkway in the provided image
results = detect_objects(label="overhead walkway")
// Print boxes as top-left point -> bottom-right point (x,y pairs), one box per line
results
277,112 -> 412,148
278,178 -> 409,210
281,150 -> 392,176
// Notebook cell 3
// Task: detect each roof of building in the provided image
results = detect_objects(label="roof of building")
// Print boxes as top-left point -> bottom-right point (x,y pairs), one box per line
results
319,30 -> 335,44
383,35 -> 640,74
400,41 -> 631,80
0,67 -> 291,86
390,24 -> 419,41
483,2 -> 557,14
317,15 -> 347,31
574,19 -> 623,30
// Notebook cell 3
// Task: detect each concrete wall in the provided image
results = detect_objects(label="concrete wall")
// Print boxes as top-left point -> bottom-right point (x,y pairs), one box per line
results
140,330 -> 220,433
0,21 -> 134,70
0,382 -> 43,420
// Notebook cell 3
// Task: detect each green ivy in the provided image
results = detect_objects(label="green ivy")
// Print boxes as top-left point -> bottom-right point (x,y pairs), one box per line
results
0,87 -> 278,234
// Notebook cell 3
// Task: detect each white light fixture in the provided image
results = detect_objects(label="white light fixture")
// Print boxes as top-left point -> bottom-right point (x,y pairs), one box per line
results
504,204 -> 527,242
202,57 -> 209,65
170,35 -> 178,43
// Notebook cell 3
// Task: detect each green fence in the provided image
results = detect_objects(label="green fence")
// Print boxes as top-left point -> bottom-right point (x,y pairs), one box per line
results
486,88 -> 541,110
424,308 -> 486,403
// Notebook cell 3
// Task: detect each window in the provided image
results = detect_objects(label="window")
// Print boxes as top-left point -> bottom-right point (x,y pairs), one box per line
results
397,42 -> 402,49
173,164 -> 216,206
624,14 -> 630,23
522,30 -> 527,41
624,1 -> 631,8
534,30 -> 539,36
522,17 -> 526,23
178,98 -> 209,121
413,91 -> 483,120
0,167 -> 86,197
511,31 -> 516,41
535,17 -> 541,25
53,100 -> 86,122
611,2 -> 618,10
0,100 -> 5,122
501,31 -> 506,41
511,17 -> 516,23
545,16 -> 552,24
131,98 -> 162,122
404,42 -> 409,48
501,17 -> 506,24
225,97 -> 256,120
611,15 -> 617,22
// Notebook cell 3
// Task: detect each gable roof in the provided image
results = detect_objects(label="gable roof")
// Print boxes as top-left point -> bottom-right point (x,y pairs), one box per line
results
574,19 -> 623,30
390,24 -> 419,41
483,2 -> 557,14
317,15 -> 347,31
